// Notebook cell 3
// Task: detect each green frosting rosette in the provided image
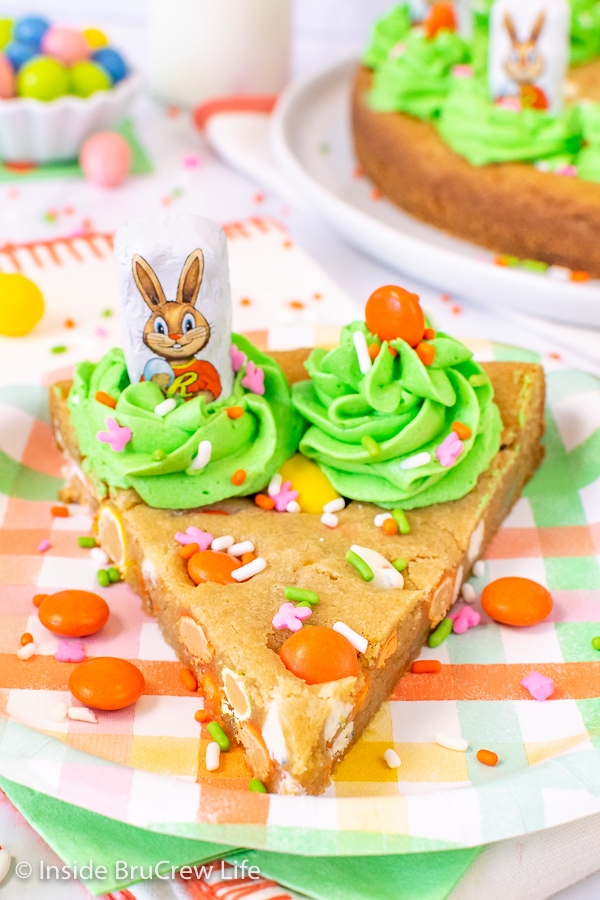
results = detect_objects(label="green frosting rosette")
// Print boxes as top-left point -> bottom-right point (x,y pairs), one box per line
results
68,334 -> 303,509
292,322 -> 502,509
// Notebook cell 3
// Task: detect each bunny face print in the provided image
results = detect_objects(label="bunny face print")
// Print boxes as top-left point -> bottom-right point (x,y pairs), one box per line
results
115,214 -> 234,402
488,0 -> 569,114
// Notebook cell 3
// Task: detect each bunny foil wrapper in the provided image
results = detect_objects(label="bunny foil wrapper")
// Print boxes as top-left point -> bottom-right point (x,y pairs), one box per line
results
114,214 -> 234,402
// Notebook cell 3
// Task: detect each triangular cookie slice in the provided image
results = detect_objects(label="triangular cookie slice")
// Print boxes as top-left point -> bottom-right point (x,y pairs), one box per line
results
50,351 -> 545,795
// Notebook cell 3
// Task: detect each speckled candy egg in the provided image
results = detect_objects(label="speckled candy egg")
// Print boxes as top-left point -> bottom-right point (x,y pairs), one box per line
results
0,53 -> 15,98
41,25 -> 89,65
38,589 -> 110,637
79,132 -> 132,187
69,657 -> 145,710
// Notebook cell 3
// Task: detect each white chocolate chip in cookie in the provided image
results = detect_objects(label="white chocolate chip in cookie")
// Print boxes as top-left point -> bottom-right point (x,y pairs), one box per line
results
179,616 -> 212,663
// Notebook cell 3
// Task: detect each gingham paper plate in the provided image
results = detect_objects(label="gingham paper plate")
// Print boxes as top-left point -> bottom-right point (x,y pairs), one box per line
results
1,336 -> 600,856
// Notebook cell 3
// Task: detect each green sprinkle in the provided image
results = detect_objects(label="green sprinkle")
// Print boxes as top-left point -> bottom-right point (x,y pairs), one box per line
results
172,187 -> 183,197
318,141 -> 330,154
295,600 -> 313,609
346,550 -> 373,582
107,567 -> 121,583
392,509 -> 410,534
207,721 -> 230,752
592,636 -> 600,651
361,435 -> 380,458
469,374 -> 488,387
77,536 -> 97,548
521,258 -> 548,272
248,778 -> 267,793
284,586 -> 320,606
152,449 -> 166,461
51,345 -> 67,354
392,557 -> 408,572
102,308 -> 113,317
97,569 -> 110,587
428,617 -> 453,648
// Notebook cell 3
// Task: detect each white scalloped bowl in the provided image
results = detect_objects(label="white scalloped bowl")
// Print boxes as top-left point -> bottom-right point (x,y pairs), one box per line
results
0,72 -> 142,163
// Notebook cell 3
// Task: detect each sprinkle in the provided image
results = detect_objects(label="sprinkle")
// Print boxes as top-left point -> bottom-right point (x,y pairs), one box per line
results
78,536 -> 96,548
20,633 -> 33,646
227,406 -> 244,419
436,733 -> 468,752
107,567 -> 121,583
51,506 -> 69,518
97,569 -> 110,587
391,509 -> 410,534
17,642 -> 36,660
230,344 -> 247,372
547,265 -> 571,281
477,749 -> 499,767
382,518 -> 398,535
448,606 -> 480,634
353,330 -> 372,375
195,709 -> 209,723
228,540 -> 255,557
191,440 -> 212,470
51,345 -> 67,354
472,560 -> 485,578
211,535 -> 235,551
416,342 -> 435,366
374,513 -> 393,527
321,512 -> 338,528
346,549 -> 374,582
286,500 -> 301,513
368,343 -> 380,360
284,587 -> 320,606
207,721 -> 230,752
38,539 -> 51,553
521,671 -> 554,701
55,639 -> 85,663
180,668 -> 198,692
154,397 -> 176,417
232,557 -> 267,581
268,474 -> 283,497
272,602 -> 312,632
461,583 -> 477,603
241,551 -> 256,565
323,497 -> 345,514
423,328 -> 436,340
97,417 -> 132,453
231,469 -> 247,486
241,360 -> 265,395
399,451 -> 431,470
175,527 -> 213,549
428,618 -> 453,647
592,636 -> 600,651
271,480 -> 299,512
333,621 -> 368,654
94,390 -> 117,409
383,749 -> 401,769
152,449 -> 166,461
393,558 -> 408,572
33,594 -> 47,608
179,542 -> 199,559
411,660 -> 442,674
362,435 -> 380,458
50,702 -> 68,722
68,707 -> 97,724
249,778 -> 267,792
436,432 -> 463,467
571,270 -> 591,283
205,742 -> 221,771
255,493 -> 275,510
469,374 -> 487,387
452,421 -> 472,440
90,547 -> 109,566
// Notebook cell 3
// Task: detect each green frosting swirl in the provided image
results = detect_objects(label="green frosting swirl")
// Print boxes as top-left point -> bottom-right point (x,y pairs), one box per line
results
292,322 -> 502,509
68,335 -> 303,509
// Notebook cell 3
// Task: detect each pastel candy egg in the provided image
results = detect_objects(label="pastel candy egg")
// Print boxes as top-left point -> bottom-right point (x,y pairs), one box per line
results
481,576 -> 553,626
69,657 -> 145,710
38,590 -> 110,637
70,60 -> 111,97
187,550 -> 241,585
4,40 -> 36,71
42,26 -> 89,65
0,53 -> 15,98
278,454 -> 340,514
92,46 -> 128,83
14,16 -> 50,48
279,626 -> 358,685
0,273 -> 44,335
83,27 -> 108,49
79,132 -> 133,187
0,19 -> 13,50
17,56 -> 69,101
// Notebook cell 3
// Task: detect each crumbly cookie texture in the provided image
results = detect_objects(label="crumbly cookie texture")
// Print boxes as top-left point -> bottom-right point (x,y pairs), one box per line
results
50,350 -> 545,795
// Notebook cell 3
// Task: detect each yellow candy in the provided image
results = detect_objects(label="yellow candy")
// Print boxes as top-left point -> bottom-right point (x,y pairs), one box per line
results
82,27 -> 108,48
278,454 -> 340,514
0,273 -> 44,337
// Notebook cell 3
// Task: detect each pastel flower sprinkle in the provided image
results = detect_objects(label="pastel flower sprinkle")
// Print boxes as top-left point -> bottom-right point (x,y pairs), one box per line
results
241,360 -> 265,395
271,479 -> 299,512
175,527 -> 213,550
55,640 -> 86,663
97,417 -> 132,452
436,432 -> 463,467
230,344 -> 247,373
272,602 -> 312,632
38,539 -> 51,553
448,606 -> 480,634
521,671 -> 555,701
452,64 -> 473,78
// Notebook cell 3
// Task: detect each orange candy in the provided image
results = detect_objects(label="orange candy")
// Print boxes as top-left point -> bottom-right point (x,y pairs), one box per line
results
424,1 -> 457,38
187,550 -> 242,585
255,493 -> 275,510
50,506 -> 69,518
94,390 -> 117,409
20,633 -> 34,646
452,421 -> 472,440
481,576 -> 553,626
180,667 -> 198,692
279,626 -> 359,685
382,518 -> 399,535
69,657 -> 145,710
231,469 -> 246,486
178,542 -> 199,560
38,590 -> 109,637
33,593 -> 48,607
415,342 -> 435,366
368,343 -> 380,360
365,285 -> 425,347
476,748 -> 499,767
226,406 -> 244,419
411,660 -> 442,674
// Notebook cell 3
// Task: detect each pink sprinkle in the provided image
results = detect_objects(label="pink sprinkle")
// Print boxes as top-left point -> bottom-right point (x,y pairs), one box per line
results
55,640 -> 86,663
230,344 -> 247,373
521,671 -> 555,701
436,432 -> 463,467
183,153 -> 202,168
271,479 -> 299,512
96,417 -> 132,452
272,602 -> 312,632
175,527 -> 213,550
448,606 -> 480,634
452,64 -> 473,78
555,164 -> 578,177
94,327 -> 109,338
38,539 -> 51,553
241,360 -> 265,395
495,96 -> 521,112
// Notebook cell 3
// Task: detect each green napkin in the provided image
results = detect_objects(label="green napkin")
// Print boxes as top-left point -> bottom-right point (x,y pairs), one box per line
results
1,776 -> 482,899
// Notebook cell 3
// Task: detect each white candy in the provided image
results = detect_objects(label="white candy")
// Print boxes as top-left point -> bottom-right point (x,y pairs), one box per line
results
267,473 -> 282,497
472,560 -> 485,578
50,702 -> 69,723
286,500 -> 301,513
350,544 -> 404,591
227,540 -> 254,557
154,397 -> 176,417
68,707 -> 97,724
205,741 -> 221,771
374,512 -> 393,527
191,440 -> 212,471
435,732 -> 468,752
352,330 -> 372,375
90,547 -> 110,566
399,451 -> 432,470
321,512 -> 338,528
231,557 -> 267,581
547,265 -> 571,281
17,643 -> 35,660
211,534 -> 234,551
383,749 -> 401,769
333,621 -> 368,654
462,583 -> 477,604
323,497 -> 345,514
0,848 -> 11,886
